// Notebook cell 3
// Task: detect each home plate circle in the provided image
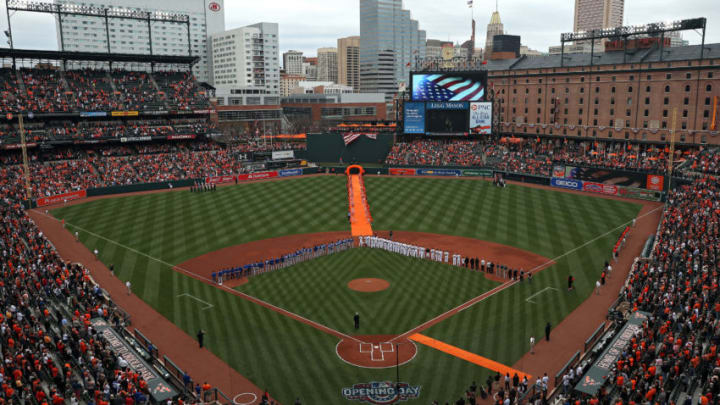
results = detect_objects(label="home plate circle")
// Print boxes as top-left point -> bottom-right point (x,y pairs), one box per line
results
336,335 -> 417,369
347,278 -> 390,292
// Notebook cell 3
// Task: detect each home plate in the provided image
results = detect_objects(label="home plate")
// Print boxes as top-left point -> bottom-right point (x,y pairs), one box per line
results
374,345 -> 379,349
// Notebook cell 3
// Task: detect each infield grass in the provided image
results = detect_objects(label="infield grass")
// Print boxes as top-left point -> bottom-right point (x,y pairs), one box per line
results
51,175 -> 643,403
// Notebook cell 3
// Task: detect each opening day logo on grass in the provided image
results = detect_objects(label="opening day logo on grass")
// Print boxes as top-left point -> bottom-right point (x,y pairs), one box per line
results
341,381 -> 421,404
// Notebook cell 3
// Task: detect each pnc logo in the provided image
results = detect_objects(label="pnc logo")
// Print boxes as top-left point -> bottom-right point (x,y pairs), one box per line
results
208,2 -> 221,12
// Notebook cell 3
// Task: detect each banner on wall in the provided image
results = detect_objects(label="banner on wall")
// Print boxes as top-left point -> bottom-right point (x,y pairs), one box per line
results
272,150 -> 295,160
469,102 -> 492,134
403,102 -> 426,134
237,171 -> 279,181
462,169 -> 493,177
646,175 -> 664,191
551,178 -> 582,190
582,182 -> 619,196
279,168 -> 303,177
205,175 -> 235,184
37,190 -> 87,207
416,168 -> 462,176
389,168 -> 417,176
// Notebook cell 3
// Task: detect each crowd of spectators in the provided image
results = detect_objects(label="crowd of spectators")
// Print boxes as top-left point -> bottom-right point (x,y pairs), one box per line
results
0,67 -> 209,114
385,138 -> 696,175
0,180 -> 204,403
554,176 -> 720,405
0,139 -> 308,197
0,119 -> 217,145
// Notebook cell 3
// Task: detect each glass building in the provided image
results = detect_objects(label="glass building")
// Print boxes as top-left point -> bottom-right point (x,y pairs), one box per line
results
359,0 -> 426,99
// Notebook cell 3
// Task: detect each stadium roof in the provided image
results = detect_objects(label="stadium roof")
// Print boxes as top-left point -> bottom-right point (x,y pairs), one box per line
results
485,43 -> 720,71
0,48 -> 199,65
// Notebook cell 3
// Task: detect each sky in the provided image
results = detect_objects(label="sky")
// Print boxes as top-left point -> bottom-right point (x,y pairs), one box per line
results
1,0 -> 718,57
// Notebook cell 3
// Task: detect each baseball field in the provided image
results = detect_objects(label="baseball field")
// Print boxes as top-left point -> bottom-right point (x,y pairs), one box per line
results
49,175 -> 643,403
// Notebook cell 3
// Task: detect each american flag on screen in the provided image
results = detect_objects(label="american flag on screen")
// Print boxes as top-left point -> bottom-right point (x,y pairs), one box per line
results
413,74 -> 486,102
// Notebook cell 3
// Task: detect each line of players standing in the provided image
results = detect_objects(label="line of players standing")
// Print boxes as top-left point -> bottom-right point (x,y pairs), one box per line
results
191,181 -> 216,192
462,257 -> 529,281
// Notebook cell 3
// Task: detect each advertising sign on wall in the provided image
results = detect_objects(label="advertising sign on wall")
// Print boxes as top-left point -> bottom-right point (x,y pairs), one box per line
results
37,190 -> 87,207
272,150 -> 295,160
237,171 -> 279,181
469,102 -> 492,135
403,102 -> 426,134
582,182 -> 619,196
646,174 -> 665,191
550,178 -> 582,190
389,168 -> 417,176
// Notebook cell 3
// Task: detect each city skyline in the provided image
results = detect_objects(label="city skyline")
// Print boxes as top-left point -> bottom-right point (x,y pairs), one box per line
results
1,0 -> 718,58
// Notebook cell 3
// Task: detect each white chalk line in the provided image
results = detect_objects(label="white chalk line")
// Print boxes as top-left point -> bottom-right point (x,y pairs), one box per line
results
392,204 -> 663,340
36,204 -> 662,347
177,293 -> 214,310
32,209 -> 362,344
525,287 -> 559,304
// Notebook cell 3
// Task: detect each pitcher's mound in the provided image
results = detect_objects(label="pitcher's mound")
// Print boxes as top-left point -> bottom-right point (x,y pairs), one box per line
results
348,278 -> 390,292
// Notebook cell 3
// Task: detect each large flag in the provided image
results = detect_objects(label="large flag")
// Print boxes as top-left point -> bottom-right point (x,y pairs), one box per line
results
343,133 -> 362,145
343,133 -> 377,145
413,74 -> 485,101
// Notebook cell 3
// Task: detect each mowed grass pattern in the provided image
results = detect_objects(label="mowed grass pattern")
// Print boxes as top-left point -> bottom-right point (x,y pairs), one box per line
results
50,176 -> 643,403
365,177 -> 642,366
240,248 -> 498,335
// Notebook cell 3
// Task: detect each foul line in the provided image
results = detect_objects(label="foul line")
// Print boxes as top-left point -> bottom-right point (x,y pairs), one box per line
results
392,205 -> 663,341
525,287 -> 559,304
35,203 -> 662,348
410,333 -> 532,380
177,293 -> 214,310
33,209 -> 362,344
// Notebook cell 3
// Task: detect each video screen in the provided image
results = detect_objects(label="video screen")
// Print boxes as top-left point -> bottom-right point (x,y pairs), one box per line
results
412,72 -> 487,102
426,109 -> 468,134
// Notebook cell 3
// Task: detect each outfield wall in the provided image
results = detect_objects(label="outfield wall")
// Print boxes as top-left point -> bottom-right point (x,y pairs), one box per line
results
29,164 -> 665,209
307,133 -> 394,164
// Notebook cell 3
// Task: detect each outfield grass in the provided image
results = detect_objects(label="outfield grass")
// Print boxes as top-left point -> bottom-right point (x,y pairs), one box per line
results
240,248 -> 499,335
51,176 -> 643,403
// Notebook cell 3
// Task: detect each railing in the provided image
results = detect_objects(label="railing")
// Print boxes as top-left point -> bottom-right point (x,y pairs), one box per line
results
584,322 -> 607,352
554,350 -> 581,386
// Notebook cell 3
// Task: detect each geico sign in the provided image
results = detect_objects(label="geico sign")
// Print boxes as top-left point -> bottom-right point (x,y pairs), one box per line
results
554,179 -> 581,188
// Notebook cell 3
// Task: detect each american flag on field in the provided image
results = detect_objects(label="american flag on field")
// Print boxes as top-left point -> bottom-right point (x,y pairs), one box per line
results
412,74 -> 486,102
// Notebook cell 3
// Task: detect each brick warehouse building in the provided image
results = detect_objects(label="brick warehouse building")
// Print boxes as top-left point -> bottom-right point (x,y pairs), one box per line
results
485,43 -> 720,145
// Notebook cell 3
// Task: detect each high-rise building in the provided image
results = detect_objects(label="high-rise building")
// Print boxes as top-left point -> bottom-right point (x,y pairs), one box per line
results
573,0 -> 624,33
303,57 -> 318,81
337,36 -> 360,91
210,22 -> 280,93
359,0 -> 426,97
317,47 -> 338,83
283,50 -> 304,75
54,0 -> 225,83
484,9 -> 504,59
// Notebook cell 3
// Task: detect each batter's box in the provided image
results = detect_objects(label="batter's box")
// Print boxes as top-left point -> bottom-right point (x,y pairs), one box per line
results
359,343 -> 373,353
379,342 -> 394,352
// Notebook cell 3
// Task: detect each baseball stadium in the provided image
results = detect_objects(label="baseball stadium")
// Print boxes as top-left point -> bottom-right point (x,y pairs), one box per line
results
1,2 -> 720,405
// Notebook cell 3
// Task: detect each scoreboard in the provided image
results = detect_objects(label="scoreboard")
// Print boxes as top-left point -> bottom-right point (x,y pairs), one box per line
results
404,71 -> 492,136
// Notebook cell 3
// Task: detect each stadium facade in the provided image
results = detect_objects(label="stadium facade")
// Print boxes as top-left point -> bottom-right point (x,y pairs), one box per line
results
53,0 -> 226,83
486,43 -> 720,144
